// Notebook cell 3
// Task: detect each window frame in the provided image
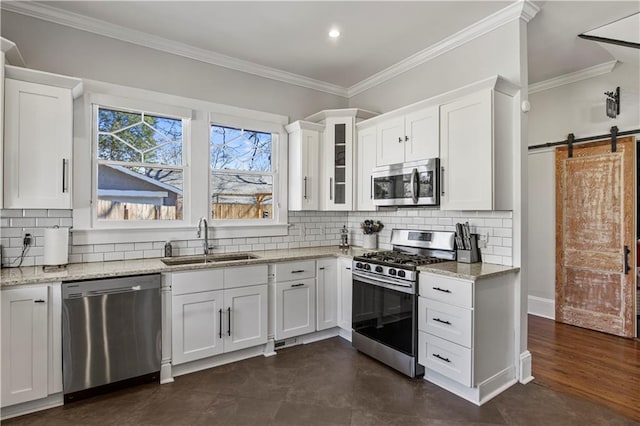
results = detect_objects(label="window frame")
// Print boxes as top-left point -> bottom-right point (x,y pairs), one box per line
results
90,95 -> 192,230
207,112 -> 287,229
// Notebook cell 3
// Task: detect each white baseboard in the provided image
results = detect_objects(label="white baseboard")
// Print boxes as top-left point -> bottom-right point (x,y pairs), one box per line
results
519,350 -> 534,384
528,295 -> 555,319
1,393 -> 63,420
424,365 -> 516,406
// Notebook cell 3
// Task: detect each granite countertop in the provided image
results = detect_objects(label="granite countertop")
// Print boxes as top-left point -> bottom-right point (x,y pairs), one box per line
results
0,246 -> 369,287
1,246 -> 519,287
418,261 -> 519,280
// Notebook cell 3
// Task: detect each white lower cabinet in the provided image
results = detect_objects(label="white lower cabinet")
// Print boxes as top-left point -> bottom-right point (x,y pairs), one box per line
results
316,258 -> 338,331
274,278 -> 316,340
337,257 -> 352,332
169,265 -> 268,366
418,271 -> 515,405
1,283 -> 62,411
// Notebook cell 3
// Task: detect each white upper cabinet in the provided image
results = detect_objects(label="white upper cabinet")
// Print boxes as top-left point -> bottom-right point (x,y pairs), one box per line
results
301,109 -> 378,211
440,85 -> 514,211
286,121 -> 323,211
355,126 -> 377,211
3,66 -> 82,209
376,106 -> 439,166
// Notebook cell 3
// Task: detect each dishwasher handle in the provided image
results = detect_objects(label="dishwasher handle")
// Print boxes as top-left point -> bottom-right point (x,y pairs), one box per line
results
86,286 -> 144,296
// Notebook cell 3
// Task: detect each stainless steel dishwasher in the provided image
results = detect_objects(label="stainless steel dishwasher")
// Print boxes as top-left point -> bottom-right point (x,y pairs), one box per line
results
62,274 -> 161,402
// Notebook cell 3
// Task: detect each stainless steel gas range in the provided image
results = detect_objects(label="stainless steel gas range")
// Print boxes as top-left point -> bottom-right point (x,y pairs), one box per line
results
351,229 -> 456,378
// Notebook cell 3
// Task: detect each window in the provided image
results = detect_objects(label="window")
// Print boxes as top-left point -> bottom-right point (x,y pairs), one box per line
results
95,106 -> 186,222
209,124 -> 275,221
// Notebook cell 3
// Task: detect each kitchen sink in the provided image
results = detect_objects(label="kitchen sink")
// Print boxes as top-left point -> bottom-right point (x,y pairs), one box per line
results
161,253 -> 259,266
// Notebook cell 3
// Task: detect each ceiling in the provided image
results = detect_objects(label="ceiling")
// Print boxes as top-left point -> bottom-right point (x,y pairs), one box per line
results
13,1 -> 640,93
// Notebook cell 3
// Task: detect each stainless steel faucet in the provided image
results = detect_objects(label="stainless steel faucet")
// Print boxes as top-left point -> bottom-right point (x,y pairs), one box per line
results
197,217 -> 210,255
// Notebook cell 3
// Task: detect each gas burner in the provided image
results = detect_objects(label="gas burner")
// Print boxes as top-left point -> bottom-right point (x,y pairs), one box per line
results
359,250 -> 447,267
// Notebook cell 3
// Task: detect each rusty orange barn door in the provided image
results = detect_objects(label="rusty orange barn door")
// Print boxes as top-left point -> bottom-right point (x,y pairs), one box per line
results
555,136 -> 636,337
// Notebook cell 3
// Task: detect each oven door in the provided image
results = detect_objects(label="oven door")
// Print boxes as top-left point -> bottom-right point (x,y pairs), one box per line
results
372,159 -> 439,206
352,272 -> 417,357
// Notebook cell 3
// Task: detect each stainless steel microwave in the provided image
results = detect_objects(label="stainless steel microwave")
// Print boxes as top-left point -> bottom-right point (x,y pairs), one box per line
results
372,158 -> 439,206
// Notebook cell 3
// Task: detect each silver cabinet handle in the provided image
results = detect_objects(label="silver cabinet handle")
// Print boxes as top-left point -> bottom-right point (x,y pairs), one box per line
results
329,177 -> 333,200
303,176 -> 308,200
410,168 -> 418,204
291,283 -> 305,288
441,166 -> 445,196
62,159 -> 69,193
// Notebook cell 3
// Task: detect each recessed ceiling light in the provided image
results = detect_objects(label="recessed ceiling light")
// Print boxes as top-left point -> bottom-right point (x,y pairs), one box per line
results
329,29 -> 340,38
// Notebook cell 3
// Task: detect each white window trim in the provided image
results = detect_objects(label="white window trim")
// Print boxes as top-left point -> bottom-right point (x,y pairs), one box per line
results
72,80 -> 290,245
90,101 -> 191,230
208,112 -> 287,228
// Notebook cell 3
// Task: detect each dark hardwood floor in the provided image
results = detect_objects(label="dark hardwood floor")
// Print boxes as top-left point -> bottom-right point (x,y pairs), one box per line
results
528,314 -> 640,422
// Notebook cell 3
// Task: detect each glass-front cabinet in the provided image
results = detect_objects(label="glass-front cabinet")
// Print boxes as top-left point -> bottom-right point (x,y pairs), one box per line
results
323,116 -> 353,210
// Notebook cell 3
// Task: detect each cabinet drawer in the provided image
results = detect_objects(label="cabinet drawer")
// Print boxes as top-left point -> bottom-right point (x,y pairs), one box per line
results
418,298 -> 472,348
419,331 -> 471,387
419,274 -> 473,308
224,264 -> 268,289
170,269 -> 224,295
274,260 -> 316,281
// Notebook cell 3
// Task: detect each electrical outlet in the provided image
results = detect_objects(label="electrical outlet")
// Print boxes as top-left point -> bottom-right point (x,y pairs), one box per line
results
23,233 -> 33,247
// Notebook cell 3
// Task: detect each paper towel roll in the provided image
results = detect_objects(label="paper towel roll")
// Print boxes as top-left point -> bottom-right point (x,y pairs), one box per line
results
44,227 -> 69,266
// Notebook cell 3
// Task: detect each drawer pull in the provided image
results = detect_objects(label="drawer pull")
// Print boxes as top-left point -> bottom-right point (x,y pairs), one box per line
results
291,283 -> 305,288
433,287 -> 452,293
291,270 -> 306,274
433,353 -> 451,363
433,317 -> 451,325
34,299 -> 46,303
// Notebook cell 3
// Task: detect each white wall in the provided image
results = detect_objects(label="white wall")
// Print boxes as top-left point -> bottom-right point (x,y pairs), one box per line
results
0,11 -> 347,121
527,60 -> 640,318
348,21 -> 521,113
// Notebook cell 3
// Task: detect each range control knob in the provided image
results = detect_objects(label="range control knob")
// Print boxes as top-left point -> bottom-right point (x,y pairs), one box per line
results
356,262 -> 363,269
397,270 -> 406,278
364,264 -> 371,271
388,268 -> 397,276
375,266 -> 383,273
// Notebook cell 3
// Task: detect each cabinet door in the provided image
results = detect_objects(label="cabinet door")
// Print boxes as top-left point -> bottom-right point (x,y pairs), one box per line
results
324,117 -> 353,210
274,278 -> 316,340
4,79 -> 72,209
1,286 -> 48,407
223,284 -> 268,353
316,259 -> 338,331
356,126 -> 377,211
440,90 -> 493,210
172,290 -> 224,365
376,116 -> 404,166
405,106 -> 439,161
337,258 -> 353,331
289,127 -> 320,211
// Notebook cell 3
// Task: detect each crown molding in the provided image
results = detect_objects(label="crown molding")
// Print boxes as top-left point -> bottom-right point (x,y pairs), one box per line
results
1,1 -> 349,97
528,60 -> 618,94
1,36 -> 26,66
347,0 -> 540,97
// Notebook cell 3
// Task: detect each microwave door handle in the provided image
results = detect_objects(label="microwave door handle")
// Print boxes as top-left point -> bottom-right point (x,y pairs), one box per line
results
411,168 -> 419,203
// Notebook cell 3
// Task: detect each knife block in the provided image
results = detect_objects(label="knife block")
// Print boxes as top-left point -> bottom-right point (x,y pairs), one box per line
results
457,233 -> 480,263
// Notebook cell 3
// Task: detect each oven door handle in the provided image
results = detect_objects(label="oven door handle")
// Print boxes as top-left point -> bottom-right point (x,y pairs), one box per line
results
352,271 -> 414,294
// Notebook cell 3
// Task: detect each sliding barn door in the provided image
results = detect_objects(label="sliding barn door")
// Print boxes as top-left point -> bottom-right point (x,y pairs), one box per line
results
555,137 -> 636,337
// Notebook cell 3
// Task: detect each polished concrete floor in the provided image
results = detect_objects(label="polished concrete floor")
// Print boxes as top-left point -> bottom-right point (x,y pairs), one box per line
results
5,337 -> 637,425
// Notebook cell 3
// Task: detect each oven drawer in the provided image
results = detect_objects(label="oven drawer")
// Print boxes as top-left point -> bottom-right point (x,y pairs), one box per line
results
418,298 -> 472,348
274,260 -> 316,281
418,331 -> 472,387
419,274 -> 473,308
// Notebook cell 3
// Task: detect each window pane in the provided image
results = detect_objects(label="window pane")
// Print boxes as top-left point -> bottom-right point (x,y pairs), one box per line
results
97,164 -> 183,221
210,125 -> 272,172
98,107 -> 183,165
210,172 -> 272,220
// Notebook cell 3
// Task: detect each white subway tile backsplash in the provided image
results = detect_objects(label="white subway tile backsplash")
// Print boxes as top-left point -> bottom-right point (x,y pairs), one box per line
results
35,218 -> 61,227
83,253 -> 105,263
103,252 -> 125,262
134,242 -> 153,251
1,210 -> 24,218
10,218 -> 36,227
115,243 -> 135,251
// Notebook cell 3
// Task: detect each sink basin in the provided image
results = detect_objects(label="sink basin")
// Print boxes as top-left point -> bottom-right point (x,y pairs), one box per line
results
161,253 -> 259,266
